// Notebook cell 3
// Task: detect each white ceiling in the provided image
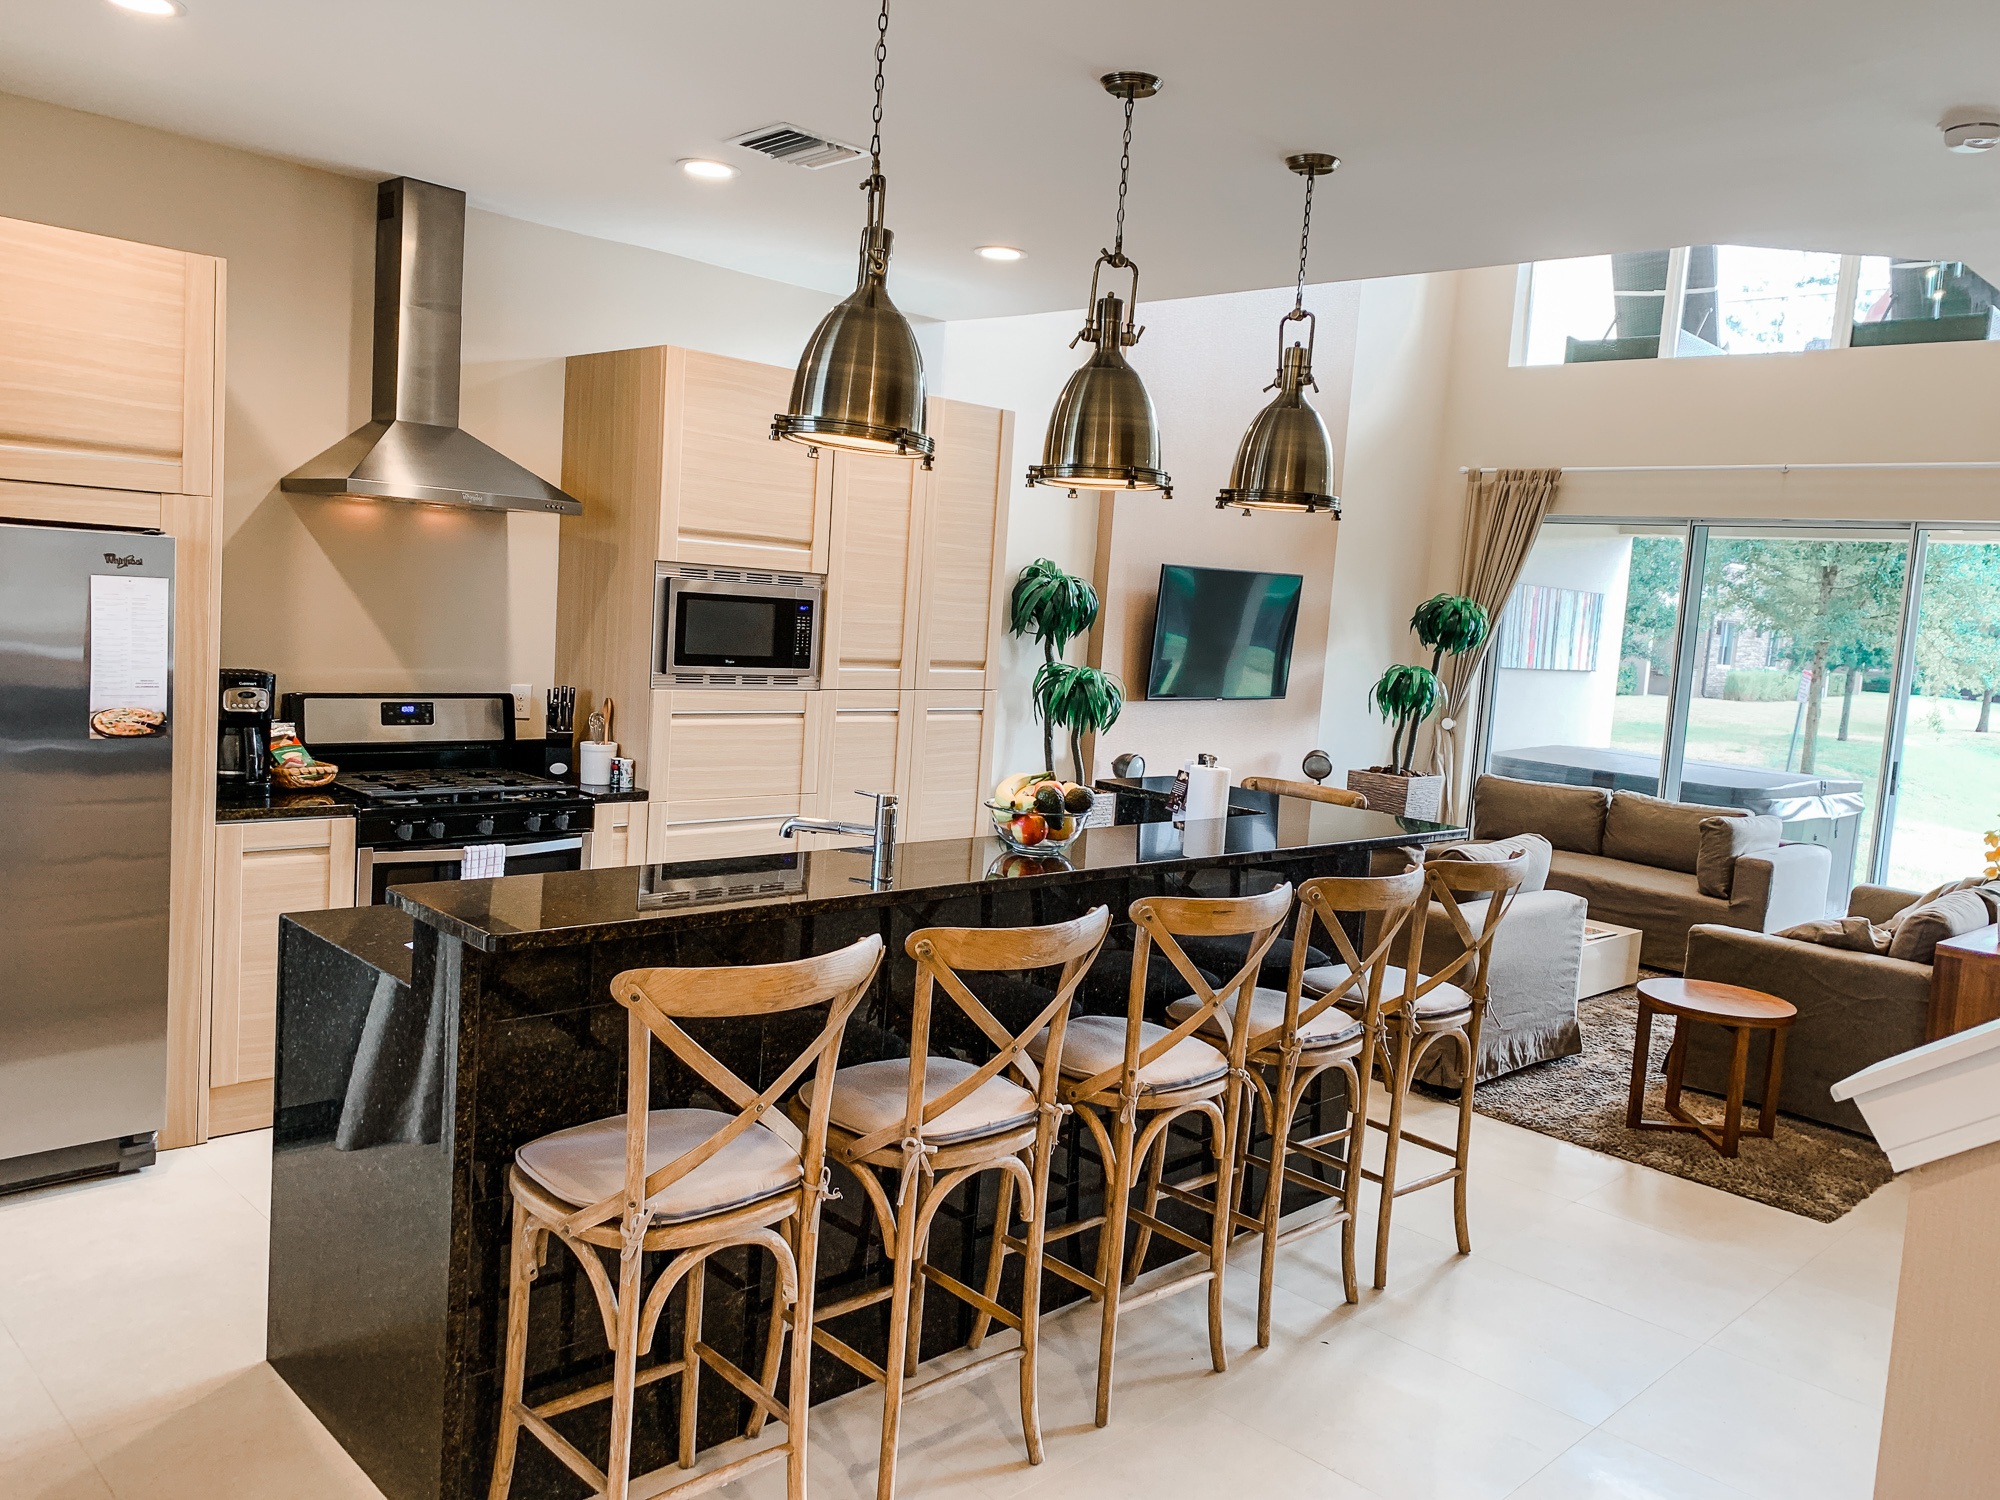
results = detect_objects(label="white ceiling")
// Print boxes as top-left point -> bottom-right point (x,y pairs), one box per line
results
3,0 -> 1998,321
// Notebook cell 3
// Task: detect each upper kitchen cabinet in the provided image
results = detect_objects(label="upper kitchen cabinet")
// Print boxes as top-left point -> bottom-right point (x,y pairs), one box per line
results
913,399 -> 1012,692
0,216 -> 221,500
819,451 -> 925,691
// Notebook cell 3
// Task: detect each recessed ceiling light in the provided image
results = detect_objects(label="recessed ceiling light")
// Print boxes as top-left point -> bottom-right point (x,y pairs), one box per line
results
107,0 -> 185,15
975,245 -> 1025,262
679,158 -> 738,181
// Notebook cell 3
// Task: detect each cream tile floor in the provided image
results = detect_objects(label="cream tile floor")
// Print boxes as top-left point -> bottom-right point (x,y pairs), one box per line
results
0,1094 -> 1905,1500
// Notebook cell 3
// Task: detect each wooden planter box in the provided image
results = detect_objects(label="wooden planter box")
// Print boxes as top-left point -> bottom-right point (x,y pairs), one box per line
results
1346,768 -> 1446,821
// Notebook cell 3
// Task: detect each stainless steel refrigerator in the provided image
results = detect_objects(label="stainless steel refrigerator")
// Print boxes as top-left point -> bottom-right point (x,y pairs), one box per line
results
0,521 -> 173,1192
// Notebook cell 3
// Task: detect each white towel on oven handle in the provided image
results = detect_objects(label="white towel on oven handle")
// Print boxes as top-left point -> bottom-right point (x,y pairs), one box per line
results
461,843 -> 508,880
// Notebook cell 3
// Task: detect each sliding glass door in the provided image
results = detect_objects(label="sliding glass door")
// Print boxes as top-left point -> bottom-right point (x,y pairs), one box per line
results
1481,518 -> 2000,913
1678,529 -> 1909,900
1883,532 -> 2000,890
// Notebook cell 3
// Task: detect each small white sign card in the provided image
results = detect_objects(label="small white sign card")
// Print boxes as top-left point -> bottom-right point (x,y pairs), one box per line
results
87,573 -> 172,739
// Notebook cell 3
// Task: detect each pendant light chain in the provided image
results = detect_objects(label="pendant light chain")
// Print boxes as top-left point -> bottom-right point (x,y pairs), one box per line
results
1111,92 -> 1135,263
869,0 -> 888,176
1292,173 -> 1315,317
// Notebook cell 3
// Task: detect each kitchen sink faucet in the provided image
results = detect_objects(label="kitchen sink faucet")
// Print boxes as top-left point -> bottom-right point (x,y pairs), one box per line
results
780,790 -> 898,886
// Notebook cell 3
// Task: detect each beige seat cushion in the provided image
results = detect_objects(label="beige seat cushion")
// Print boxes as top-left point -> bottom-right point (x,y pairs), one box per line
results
1299,963 -> 1472,1018
1163,986 -> 1364,1051
1027,1014 -> 1228,1093
1779,916 -> 1892,953
799,1057 -> 1037,1146
516,1108 -> 801,1224
1603,791 -> 1745,875
1473,775 -> 1610,856
1546,849 -> 1730,969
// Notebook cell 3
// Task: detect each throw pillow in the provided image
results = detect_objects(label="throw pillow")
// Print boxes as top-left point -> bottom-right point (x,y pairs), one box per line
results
1778,916 -> 1892,953
1433,832 -> 1550,892
1695,814 -> 1783,899
1603,790 -> 1745,875
1887,888 -> 2000,965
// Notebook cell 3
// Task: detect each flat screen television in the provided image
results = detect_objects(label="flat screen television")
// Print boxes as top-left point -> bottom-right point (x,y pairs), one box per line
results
1145,564 -> 1303,700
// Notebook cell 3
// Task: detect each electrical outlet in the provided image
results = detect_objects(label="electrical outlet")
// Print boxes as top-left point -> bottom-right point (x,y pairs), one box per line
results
510,683 -> 532,721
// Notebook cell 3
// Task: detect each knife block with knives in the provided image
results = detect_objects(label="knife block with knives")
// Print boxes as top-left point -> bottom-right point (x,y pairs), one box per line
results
542,686 -> 577,779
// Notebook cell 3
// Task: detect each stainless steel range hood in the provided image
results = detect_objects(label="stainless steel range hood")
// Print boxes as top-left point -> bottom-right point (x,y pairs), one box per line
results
282,178 -> 581,516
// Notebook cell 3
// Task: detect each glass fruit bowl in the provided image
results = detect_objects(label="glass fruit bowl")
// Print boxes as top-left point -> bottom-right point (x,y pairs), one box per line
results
986,801 -> 1086,854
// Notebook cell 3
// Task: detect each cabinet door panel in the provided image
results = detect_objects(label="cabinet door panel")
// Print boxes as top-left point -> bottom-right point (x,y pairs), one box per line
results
820,691 -> 910,821
663,350 -> 829,572
653,689 -> 824,809
915,400 -> 1010,691
0,217 -> 214,493
821,456 -> 923,690
648,800 -> 802,862
907,690 -> 997,842
591,800 -> 650,869
210,819 -> 356,1130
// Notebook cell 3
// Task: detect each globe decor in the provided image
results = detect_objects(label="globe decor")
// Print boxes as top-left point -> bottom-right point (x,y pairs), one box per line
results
1347,593 -> 1491,820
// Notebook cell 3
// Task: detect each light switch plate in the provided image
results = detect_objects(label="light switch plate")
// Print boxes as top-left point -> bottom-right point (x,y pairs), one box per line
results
510,683 -> 532,721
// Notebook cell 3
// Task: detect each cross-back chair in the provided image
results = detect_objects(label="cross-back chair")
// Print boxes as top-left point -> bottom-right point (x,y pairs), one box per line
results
790,905 -> 1110,1500
1005,882 -> 1292,1427
1213,868 -> 1429,1344
488,933 -> 885,1500
1355,851 -> 1528,1288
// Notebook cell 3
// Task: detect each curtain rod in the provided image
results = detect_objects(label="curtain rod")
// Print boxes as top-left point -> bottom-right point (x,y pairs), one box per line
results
1460,461 -> 2000,475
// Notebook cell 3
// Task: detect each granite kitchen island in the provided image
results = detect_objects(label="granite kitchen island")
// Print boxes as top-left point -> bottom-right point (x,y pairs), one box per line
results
267,801 -> 1462,1500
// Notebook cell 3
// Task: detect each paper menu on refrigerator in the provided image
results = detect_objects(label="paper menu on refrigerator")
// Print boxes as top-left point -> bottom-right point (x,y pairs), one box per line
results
88,573 -> 172,739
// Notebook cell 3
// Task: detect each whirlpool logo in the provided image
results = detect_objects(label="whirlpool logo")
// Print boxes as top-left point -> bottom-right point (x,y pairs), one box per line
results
102,553 -> 146,569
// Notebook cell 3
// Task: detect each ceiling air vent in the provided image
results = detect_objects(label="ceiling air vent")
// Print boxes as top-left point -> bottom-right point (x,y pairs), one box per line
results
726,122 -> 864,170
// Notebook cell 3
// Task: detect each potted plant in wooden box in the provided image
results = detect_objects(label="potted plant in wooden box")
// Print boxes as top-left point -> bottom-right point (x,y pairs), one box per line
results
1348,593 -> 1490,819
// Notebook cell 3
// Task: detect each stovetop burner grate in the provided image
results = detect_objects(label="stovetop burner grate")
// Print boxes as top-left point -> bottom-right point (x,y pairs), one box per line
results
339,767 -> 583,806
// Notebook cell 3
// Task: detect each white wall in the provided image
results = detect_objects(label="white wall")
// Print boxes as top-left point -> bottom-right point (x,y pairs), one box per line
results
1488,530 -> 1632,753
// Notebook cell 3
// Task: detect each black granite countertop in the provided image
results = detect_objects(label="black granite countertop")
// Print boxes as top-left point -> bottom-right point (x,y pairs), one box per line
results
390,800 -> 1463,953
283,903 -> 416,984
215,781 -> 649,823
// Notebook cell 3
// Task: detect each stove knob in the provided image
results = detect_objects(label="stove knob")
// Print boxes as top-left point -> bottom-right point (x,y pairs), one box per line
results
525,813 -> 545,833
476,816 -> 496,837
427,820 -> 446,840
394,822 -> 414,842
553,811 -> 572,832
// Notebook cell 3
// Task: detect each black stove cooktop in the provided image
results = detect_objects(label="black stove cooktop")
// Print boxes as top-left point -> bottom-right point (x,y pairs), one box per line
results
339,768 -> 579,805
338,767 -> 598,849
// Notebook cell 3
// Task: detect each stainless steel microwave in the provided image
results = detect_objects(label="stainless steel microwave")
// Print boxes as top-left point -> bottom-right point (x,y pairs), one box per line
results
653,562 -> 823,688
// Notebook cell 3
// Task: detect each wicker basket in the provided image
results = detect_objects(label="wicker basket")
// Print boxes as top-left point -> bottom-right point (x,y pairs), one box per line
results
1344,768 -> 1446,821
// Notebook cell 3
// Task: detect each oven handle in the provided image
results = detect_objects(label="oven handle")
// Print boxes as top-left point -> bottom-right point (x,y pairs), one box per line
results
365,836 -> 585,865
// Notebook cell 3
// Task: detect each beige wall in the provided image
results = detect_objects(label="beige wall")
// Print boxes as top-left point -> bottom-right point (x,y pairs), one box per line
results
0,90 -> 837,734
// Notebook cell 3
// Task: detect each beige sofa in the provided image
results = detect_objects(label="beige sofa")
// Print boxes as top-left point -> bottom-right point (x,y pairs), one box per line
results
1471,775 -> 1831,971
1680,884 -> 1933,1132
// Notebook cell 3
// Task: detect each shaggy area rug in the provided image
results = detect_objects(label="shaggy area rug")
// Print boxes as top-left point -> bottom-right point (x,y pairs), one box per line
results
1464,973 -> 1893,1222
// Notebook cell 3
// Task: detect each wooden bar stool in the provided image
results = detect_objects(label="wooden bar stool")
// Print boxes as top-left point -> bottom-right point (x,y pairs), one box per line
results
1304,851 -> 1528,1289
790,906 -> 1110,1500
1168,869 -> 1427,1344
1001,884 -> 1292,1427
1238,775 -> 1369,809
488,933 -> 885,1500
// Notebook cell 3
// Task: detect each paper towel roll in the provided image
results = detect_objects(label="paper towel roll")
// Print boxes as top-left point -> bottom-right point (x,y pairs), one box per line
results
1182,761 -> 1231,823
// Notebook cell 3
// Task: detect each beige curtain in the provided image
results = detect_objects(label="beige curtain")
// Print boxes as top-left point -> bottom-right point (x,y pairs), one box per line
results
1431,467 -> 1563,818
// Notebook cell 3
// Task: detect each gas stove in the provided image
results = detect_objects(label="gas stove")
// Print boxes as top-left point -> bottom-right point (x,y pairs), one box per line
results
280,692 -> 601,875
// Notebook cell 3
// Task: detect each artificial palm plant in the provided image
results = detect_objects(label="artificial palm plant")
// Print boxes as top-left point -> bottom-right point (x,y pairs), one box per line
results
1367,593 -> 1490,776
1010,558 -> 1125,782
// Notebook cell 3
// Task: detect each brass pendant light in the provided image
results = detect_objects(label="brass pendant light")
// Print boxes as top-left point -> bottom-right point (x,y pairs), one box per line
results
771,0 -> 932,465
1026,72 -> 1171,498
1217,152 -> 1342,516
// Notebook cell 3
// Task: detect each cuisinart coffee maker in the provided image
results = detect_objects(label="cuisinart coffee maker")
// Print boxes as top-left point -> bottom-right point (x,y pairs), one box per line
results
217,667 -> 276,787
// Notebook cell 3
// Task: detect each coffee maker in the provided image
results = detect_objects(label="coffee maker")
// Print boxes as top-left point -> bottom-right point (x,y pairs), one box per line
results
217,668 -> 276,787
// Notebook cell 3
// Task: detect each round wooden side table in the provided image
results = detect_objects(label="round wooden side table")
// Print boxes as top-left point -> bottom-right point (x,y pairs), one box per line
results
1624,978 -> 1798,1158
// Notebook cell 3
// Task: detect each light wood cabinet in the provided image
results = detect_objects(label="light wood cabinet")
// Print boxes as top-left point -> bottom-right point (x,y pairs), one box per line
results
590,800 -> 651,869
907,690 -> 1000,842
558,345 -> 1011,860
0,213 -> 225,1150
0,216 -> 218,497
914,400 -> 1013,693
209,818 -> 356,1136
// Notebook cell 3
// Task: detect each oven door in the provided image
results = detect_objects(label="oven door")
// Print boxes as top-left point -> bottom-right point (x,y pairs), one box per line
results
355,835 -> 590,906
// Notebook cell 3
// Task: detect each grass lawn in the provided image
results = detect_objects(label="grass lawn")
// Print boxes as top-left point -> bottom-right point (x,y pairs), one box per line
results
1609,690 -> 2000,891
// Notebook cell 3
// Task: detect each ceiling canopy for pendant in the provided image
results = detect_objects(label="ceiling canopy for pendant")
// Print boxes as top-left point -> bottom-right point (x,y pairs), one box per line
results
771,0 -> 932,465
1026,72 -> 1171,499
1217,152 -> 1343,517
